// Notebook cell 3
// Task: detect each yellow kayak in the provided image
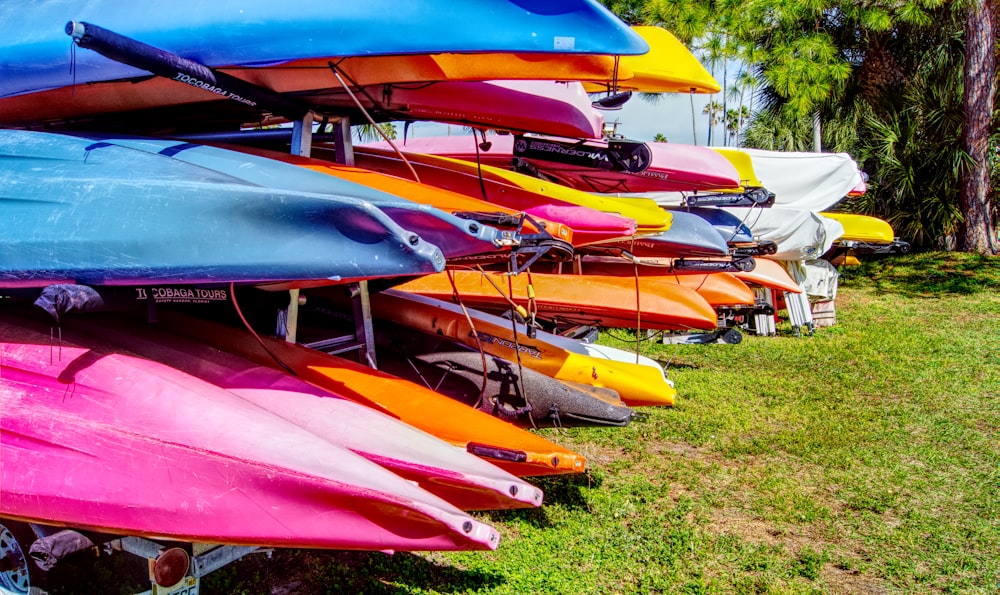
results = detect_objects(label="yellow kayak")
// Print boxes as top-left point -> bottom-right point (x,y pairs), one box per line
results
584,26 -> 720,94
711,147 -> 766,192
821,212 -> 895,244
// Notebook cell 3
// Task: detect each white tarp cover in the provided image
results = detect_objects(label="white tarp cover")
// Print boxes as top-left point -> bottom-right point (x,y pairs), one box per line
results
737,148 -> 863,211
784,258 -> 841,302
720,208 -> 845,261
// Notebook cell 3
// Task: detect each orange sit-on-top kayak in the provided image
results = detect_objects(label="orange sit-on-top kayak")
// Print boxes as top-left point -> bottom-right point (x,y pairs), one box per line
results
539,258 -> 756,309
152,310 -> 587,478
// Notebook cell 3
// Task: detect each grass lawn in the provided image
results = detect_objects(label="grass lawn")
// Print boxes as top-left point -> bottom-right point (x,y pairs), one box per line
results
47,253 -> 1000,594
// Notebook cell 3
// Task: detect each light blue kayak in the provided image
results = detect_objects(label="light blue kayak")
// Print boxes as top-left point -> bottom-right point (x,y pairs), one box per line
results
0,130 -> 445,287
0,0 -> 647,99
72,133 -> 513,259
664,206 -> 755,245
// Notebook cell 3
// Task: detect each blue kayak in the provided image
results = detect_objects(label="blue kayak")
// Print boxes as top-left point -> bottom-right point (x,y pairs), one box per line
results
0,130 -> 445,287
0,0 -> 646,99
72,134 -> 512,260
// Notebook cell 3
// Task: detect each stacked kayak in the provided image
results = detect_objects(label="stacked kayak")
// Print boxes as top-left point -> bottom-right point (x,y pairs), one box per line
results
820,212 -> 911,263
394,270 -> 719,331
0,0 -> 648,132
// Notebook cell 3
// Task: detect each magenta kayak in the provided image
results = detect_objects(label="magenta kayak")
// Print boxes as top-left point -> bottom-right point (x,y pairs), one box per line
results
0,308 -> 499,551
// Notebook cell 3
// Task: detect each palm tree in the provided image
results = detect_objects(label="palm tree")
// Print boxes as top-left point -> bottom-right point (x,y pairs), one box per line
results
653,133 -> 668,142
702,100 -> 724,146
698,33 -> 725,144
723,106 -> 751,146
352,122 -> 397,143
958,0 -> 998,254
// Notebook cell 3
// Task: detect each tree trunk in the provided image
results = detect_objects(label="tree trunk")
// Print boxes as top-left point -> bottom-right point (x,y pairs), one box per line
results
812,109 -> 822,152
959,0 -> 998,254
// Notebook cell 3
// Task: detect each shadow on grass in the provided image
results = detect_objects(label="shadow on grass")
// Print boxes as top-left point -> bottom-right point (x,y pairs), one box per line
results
840,252 -> 1000,297
483,472 -> 601,529
202,548 -> 505,594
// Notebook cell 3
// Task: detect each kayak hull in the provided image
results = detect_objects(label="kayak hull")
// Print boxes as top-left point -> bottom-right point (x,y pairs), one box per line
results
69,134 -> 510,261
541,260 -> 755,309
375,340 -> 634,428
350,146 -> 641,244
357,142 -> 674,233
65,313 -> 544,512
373,135 -> 742,194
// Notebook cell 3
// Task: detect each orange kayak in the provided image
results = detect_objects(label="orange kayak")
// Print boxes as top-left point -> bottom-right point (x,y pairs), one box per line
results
0,52 -> 628,128
152,310 -> 587,478
356,289 -> 677,407
539,259 -> 755,309
396,270 -> 718,331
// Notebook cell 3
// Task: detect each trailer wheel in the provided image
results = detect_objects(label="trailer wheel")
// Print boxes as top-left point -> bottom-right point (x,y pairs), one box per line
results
0,521 -> 48,595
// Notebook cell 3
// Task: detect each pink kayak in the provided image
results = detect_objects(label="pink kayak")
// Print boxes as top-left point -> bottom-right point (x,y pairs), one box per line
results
64,313 -> 543,512
348,146 -> 639,245
369,134 -> 743,193
0,309 -> 498,551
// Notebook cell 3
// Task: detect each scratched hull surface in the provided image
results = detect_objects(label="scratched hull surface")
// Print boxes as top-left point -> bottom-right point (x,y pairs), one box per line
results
69,134 -> 509,260
0,130 -> 444,288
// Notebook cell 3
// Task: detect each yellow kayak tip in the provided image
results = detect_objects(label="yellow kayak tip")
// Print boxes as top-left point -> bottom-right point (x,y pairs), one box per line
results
584,26 -> 720,95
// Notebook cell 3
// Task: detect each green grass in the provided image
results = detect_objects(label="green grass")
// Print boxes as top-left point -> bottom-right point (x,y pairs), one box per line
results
48,253 -> 1000,594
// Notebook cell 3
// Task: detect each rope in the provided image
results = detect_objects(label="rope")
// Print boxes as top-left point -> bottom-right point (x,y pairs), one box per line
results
328,64 -> 421,184
229,282 -> 297,377
446,269 -> 489,410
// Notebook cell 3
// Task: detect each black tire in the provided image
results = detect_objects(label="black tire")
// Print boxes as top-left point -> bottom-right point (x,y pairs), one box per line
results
0,520 -> 48,595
